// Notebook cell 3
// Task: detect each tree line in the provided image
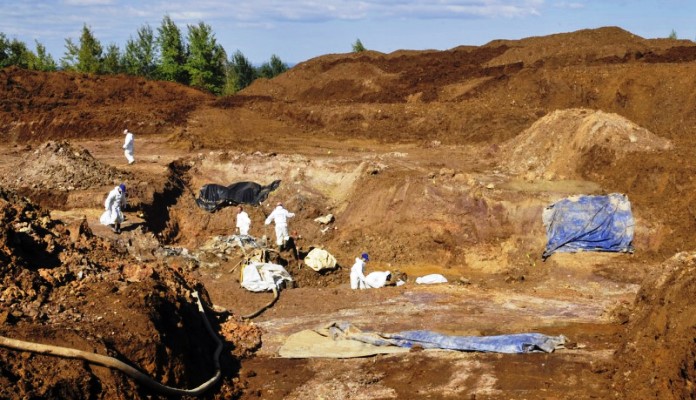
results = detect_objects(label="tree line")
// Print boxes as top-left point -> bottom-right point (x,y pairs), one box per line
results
0,15 -> 288,95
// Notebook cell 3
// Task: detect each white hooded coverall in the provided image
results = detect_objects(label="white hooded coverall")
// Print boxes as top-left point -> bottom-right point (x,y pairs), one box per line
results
350,257 -> 367,289
123,130 -> 135,164
236,210 -> 251,235
264,205 -> 295,246
100,186 -> 126,226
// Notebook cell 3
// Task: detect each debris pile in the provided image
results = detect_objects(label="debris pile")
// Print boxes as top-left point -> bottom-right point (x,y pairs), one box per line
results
1,141 -> 132,191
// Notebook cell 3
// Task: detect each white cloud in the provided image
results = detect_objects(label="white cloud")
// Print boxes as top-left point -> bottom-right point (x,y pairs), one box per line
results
62,0 -> 115,5
117,0 -> 546,24
552,1 -> 585,9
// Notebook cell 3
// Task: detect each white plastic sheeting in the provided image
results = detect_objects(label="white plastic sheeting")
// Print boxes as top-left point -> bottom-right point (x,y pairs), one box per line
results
241,262 -> 293,292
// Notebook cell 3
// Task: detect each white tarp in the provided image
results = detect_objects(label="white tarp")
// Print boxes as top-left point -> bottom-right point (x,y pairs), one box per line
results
241,262 -> 293,292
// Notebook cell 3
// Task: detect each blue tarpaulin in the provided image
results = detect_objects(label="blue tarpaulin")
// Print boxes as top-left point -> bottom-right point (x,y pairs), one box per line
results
381,331 -> 565,353
542,193 -> 634,260
324,322 -> 566,354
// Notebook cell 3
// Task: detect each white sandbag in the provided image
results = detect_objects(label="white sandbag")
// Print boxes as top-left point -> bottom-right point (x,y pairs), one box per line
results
415,274 -> 448,284
303,248 -> 337,272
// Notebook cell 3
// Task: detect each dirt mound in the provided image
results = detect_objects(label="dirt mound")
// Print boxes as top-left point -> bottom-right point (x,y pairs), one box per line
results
612,252 -> 696,399
0,186 -> 253,399
0,66 -> 213,142
501,108 -> 673,180
0,140 -> 132,191
483,26 -> 658,67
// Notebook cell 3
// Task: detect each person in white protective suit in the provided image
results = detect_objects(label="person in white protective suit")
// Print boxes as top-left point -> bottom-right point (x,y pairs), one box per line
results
264,202 -> 295,249
100,183 -> 127,233
236,206 -> 251,236
122,128 -> 135,164
350,253 -> 370,289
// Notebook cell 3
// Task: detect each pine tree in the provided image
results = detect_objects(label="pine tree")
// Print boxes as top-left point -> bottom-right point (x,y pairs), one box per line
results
31,41 -> 57,71
3,37 -> 32,68
76,24 -> 103,73
157,15 -> 188,84
230,50 -> 256,91
352,38 -> 366,53
102,44 -> 121,74
258,54 -> 288,79
185,22 -> 226,94
123,24 -> 157,77
60,38 -> 79,70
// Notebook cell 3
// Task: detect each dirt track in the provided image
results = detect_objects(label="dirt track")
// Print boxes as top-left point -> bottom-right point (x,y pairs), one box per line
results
1,26 -> 696,399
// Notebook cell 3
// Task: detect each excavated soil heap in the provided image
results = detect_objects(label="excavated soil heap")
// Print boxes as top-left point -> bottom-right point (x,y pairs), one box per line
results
501,108 -> 673,180
0,187 -> 257,399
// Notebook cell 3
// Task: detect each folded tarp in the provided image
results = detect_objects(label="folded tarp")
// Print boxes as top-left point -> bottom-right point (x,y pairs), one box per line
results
279,329 -> 409,359
195,180 -> 281,212
279,322 -> 566,358
542,193 -> 634,260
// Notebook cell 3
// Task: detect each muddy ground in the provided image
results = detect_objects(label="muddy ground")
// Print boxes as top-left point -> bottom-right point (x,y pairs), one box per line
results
1,26 -> 696,399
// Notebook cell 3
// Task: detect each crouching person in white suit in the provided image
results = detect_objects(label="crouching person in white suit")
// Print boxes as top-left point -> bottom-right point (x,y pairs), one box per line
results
350,252 -> 369,289
364,271 -> 392,289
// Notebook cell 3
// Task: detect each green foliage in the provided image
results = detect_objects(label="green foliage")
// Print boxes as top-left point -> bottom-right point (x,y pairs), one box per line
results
76,24 -> 103,73
352,38 -> 366,53
60,38 -> 79,70
30,41 -> 57,71
0,35 -> 55,71
101,44 -> 122,74
0,33 -> 10,68
229,50 -> 256,92
258,54 -> 288,79
3,38 -> 32,68
668,29 -> 677,39
1,17 -> 295,95
157,15 -> 188,84
185,22 -> 227,94
123,24 -> 157,77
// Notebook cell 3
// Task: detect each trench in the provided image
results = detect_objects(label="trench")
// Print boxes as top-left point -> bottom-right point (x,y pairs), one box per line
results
140,159 -> 193,243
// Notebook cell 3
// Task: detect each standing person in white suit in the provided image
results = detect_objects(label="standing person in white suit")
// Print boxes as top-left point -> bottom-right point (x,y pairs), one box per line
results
264,202 -> 295,249
100,183 -> 127,233
236,206 -> 251,236
122,128 -> 135,164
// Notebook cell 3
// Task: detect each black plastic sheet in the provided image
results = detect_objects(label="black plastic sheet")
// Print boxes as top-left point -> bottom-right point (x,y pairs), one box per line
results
195,180 -> 281,212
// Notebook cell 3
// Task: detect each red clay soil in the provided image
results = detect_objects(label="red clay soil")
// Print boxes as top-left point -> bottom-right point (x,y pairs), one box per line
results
0,26 -> 695,399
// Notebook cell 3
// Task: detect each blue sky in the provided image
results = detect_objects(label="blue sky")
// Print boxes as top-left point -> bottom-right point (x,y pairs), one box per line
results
2,0 -> 695,65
